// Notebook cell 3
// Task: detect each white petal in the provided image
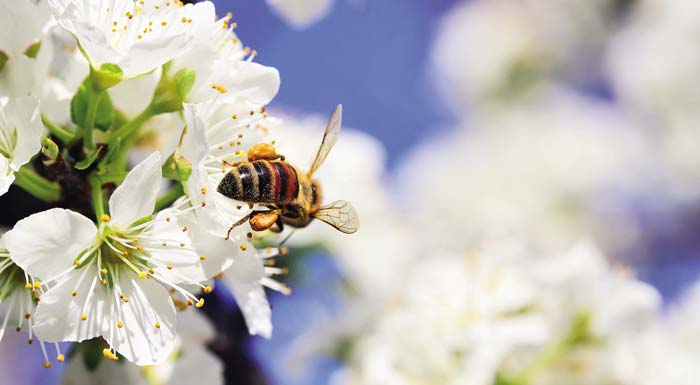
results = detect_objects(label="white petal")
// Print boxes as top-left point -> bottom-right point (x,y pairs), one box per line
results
223,256 -> 272,338
109,152 -> 162,227
141,210 -> 206,284
177,309 -> 215,345
4,208 -> 96,281
7,97 -> 43,171
208,61 -> 280,105
60,354 -> 147,385
0,157 -> 13,196
107,275 -> 177,366
180,103 -> 209,166
170,345 -> 224,385
33,269 -> 108,343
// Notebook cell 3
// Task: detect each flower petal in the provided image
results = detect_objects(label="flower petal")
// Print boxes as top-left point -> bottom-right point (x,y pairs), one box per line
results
33,269 -> 108,343
141,209 -> 206,284
223,256 -> 272,338
4,208 -> 96,281
0,156 -> 14,196
5,96 -> 43,171
109,151 -> 162,228
107,274 -> 177,366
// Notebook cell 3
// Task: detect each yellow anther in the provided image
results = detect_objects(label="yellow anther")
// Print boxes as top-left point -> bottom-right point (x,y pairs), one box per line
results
117,321 -> 123,328
231,113 -> 238,119
187,299 -> 194,306
101,268 -> 108,274
240,244 -> 248,251
74,260 -> 82,267
71,290 -> 77,296
57,354 -> 65,362
203,285 -> 213,294
136,245 -> 143,251
102,349 -> 119,361
81,314 -> 88,321
195,299 -> 205,308
138,271 -> 147,279
33,281 -> 41,289
43,362 -> 52,369
201,187 -> 207,194
161,21 -> 167,26
166,265 -> 173,270
101,214 -> 111,222
155,322 -> 161,329
101,279 -> 107,286
199,255 -> 206,261
211,83 -> 228,93
25,283 -> 32,289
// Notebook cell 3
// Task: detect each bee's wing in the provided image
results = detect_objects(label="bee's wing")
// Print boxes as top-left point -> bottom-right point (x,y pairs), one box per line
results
308,104 -> 342,177
313,200 -> 359,234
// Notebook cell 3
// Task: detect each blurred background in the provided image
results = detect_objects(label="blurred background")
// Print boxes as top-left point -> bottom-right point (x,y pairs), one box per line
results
5,0 -> 700,384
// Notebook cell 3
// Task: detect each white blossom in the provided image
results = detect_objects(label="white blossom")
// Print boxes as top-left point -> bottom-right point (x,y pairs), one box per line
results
4,153 -> 217,365
0,96 -> 44,196
432,0 -> 619,113
47,0 -> 209,77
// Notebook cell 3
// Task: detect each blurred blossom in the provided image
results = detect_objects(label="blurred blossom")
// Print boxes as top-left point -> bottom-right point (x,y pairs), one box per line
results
315,241 -> 659,385
432,0 -> 624,114
606,0 -> 700,195
613,283 -> 700,385
266,0 -> 335,29
397,88 -> 654,255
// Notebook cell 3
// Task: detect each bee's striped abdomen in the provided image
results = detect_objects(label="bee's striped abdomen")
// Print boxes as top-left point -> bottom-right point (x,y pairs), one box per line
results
217,161 -> 299,204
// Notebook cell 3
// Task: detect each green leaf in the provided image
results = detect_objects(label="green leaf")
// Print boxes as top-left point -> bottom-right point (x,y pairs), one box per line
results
71,77 -> 114,131
75,145 -> 103,170
0,50 -> 8,73
23,41 -> 41,59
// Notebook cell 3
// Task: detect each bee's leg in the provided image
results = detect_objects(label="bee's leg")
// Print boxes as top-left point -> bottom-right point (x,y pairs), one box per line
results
225,214 -> 253,240
249,209 -> 282,231
247,143 -> 285,162
269,217 -> 285,233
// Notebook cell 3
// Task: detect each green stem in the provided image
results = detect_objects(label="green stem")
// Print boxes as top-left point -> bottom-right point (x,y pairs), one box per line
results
83,90 -> 104,152
96,171 -> 129,185
89,174 -> 105,220
41,114 -> 74,143
109,105 -> 156,147
155,184 -> 184,211
14,167 -> 61,202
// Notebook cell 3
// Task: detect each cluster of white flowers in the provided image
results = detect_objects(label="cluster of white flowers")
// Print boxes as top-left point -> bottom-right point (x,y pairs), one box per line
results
0,0 -> 308,378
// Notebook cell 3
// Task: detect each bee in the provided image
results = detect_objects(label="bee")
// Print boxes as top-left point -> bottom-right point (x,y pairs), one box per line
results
217,105 -> 359,237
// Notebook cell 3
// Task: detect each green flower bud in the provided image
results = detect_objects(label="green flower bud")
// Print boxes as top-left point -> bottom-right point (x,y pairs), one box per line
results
90,63 -> 123,91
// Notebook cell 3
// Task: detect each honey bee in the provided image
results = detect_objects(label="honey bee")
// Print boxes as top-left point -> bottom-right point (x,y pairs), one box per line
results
217,105 -> 359,237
